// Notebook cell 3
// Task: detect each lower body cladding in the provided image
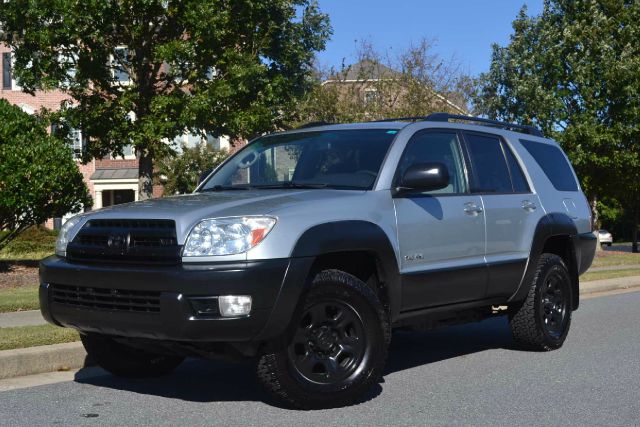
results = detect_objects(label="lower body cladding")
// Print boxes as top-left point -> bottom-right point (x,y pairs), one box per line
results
39,256 -> 314,358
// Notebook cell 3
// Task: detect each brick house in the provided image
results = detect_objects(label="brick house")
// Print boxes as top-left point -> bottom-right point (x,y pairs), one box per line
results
1,44 -> 232,226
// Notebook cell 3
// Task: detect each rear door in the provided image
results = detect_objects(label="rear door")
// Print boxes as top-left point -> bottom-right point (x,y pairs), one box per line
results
462,131 -> 543,298
393,129 -> 488,310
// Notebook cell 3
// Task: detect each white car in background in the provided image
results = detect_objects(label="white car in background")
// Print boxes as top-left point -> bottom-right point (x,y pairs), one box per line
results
598,229 -> 613,247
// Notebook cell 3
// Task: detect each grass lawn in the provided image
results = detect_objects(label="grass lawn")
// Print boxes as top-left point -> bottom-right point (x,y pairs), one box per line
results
581,268 -> 640,282
591,249 -> 640,268
0,285 -> 39,312
0,324 -> 79,351
0,226 -> 56,261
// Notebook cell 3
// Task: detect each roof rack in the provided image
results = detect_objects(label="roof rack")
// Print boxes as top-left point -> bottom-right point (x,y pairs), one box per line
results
295,121 -> 333,129
375,113 -> 543,137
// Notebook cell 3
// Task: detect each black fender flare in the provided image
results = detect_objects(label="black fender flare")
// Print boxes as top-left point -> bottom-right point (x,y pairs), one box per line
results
291,220 -> 402,319
253,221 -> 401,341
509,213 -> 581,309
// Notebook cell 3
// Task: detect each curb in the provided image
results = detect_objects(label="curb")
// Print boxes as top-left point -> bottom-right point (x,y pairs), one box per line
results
580,276 -> 640,295
0,278 -> 639,381
0,342 -> 89,380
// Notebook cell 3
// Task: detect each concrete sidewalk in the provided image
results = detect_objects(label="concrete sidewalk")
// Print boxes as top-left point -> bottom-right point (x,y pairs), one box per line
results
0,310 -> 45,328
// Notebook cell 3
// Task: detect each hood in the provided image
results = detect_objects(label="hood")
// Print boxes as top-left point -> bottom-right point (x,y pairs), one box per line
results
83,189 -> 365,241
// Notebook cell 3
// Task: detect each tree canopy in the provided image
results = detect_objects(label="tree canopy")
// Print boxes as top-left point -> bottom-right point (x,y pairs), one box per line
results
475,0 -> 640,248
157,144 -> 228,195
0,0 -> 331,199
291,40 -> 474,126
0,100 -> 91,249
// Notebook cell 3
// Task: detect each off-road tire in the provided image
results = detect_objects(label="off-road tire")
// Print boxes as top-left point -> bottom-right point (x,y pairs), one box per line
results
256,269 -> 390,409
81,333 -> 184,378
509,253 -> 573,351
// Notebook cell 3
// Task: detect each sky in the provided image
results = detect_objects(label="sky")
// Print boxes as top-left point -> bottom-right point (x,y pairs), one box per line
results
315,0 -> 544,77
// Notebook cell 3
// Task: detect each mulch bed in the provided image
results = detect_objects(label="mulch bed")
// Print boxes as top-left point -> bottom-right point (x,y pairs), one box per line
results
0,263 -> 39,289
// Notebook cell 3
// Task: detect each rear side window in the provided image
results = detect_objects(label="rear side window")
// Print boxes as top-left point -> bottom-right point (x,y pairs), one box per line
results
520,139 -> 578,191
503,143 -> 530,193
464,133 -> 513,193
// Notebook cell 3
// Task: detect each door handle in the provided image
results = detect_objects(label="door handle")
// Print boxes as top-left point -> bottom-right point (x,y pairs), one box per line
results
464,202 -> 483,216
522,200 -> 537,211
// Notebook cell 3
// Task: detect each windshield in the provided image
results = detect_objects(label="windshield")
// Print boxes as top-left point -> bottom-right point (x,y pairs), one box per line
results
199,129 -> 398,191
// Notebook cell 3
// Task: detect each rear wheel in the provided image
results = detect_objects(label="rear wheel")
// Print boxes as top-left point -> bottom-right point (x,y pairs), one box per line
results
81,333 -> 184,378
257,269 -> 389,409
509,253 -> 573,351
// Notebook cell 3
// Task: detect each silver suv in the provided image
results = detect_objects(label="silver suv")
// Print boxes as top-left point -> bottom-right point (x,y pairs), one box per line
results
40,113 -> 597,409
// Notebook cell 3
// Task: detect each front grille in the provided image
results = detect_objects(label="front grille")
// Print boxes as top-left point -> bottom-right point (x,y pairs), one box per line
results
51,284 -> 161,313
67,219 -> 181,264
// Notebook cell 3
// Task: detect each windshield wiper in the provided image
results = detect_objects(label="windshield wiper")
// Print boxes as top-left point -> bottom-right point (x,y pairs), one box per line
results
252,182 -> 329,189
200,185 -> 253,192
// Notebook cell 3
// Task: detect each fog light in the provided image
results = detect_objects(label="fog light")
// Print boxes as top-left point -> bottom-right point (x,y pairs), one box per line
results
218,295 -> 252,317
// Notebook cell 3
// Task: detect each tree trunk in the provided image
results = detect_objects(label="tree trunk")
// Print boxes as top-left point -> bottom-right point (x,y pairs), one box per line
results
590,194 -> 599,230
632,210 -> 639,254
590,194 -> 602,252
138,151 -> 154,201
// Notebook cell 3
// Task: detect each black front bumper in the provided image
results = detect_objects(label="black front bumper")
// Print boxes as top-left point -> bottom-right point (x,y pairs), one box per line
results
40,256 -> 314,343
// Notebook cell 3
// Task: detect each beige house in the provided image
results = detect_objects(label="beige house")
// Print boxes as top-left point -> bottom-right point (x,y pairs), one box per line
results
321,59 -> 468,117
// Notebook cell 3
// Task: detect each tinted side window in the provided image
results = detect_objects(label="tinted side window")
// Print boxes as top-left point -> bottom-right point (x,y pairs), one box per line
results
464,133 -> 513,193
520,139 -> 578,191
396,131 -> 467,194
503,143 -> 530,192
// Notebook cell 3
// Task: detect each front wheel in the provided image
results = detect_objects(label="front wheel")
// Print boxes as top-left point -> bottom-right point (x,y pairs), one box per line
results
256,269 -> 390,409
81,333 -> 184,378
509,253 -> 573,351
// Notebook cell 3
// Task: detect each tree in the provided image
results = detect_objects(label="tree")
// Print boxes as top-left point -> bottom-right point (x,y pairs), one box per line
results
0,100 -> 91,249
475,1 -> 640,250
0,0 -> 331,200
290,39 -> 474,126
157,144 -> 228,195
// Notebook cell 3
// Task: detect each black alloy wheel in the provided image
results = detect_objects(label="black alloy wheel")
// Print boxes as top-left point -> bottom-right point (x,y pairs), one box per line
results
256,269 -> 390,409
288,299 -> 367,385
539,269 -> 569,339
510,253 -> 573,351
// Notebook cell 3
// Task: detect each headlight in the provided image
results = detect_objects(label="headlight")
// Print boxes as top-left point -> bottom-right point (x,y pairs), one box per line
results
55,215 -> 84,257
183,216 -> 276,257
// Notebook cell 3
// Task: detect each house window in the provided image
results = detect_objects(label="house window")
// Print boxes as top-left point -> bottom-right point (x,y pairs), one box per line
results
113,47 -> 130,83
2,52 -> 12,90
122,144 -> 135,158
51,123 -> 83,159
69,128 -> 83,159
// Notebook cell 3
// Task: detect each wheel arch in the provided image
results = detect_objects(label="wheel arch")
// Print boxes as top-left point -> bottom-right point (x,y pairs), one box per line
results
290,221 -> 401,320
509,213 -> 581,310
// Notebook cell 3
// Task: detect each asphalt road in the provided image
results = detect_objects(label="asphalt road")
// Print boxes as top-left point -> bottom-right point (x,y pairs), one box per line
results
2,291 -> 639,427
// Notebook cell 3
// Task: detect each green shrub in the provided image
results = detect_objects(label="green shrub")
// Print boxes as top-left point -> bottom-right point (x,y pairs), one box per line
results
0,226 -> 57,259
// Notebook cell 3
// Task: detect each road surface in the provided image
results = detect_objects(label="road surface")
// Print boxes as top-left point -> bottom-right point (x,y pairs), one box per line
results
1,291 -> 639,426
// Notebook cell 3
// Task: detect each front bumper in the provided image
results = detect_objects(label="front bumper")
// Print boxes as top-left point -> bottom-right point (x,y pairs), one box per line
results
40,256 -> 314,343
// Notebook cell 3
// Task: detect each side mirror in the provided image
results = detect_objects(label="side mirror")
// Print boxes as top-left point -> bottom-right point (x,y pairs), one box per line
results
197,168 -> 214,186
397,162 -> 450,193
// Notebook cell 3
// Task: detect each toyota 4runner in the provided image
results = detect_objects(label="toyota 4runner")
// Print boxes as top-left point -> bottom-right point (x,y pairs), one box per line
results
40,113 -> 597,409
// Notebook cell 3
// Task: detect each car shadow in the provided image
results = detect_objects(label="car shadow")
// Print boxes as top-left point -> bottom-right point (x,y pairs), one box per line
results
385,315 -> 517,375
74,315 -> 516,407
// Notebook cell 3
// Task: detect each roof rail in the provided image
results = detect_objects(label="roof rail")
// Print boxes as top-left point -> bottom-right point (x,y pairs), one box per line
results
295,121 -> 333,129
425,113 -> 543,137
373,113 -> 543,137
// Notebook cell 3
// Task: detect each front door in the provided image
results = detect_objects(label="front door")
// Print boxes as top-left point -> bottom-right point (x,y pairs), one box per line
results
393,130 -> 488,311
